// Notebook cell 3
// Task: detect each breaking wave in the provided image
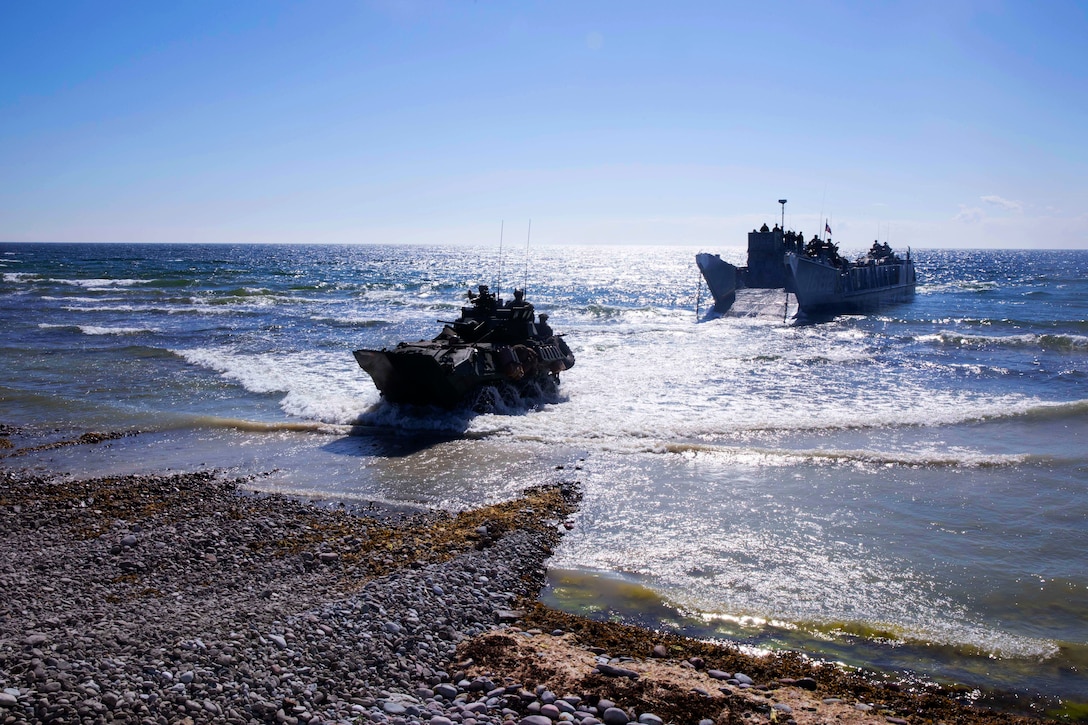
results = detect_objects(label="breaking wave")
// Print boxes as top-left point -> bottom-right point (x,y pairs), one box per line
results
39,323 -> 159,336
920,331 -> 1088,351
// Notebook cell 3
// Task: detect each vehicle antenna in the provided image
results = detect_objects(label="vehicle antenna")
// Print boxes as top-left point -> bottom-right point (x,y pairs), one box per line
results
523,218 -> 532,294
818,185 -> 827,241
497,220 -> 504,299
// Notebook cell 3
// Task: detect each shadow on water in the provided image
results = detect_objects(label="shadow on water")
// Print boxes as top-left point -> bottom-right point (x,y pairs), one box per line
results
790,311 -> 839,326
322,426 -> 467,459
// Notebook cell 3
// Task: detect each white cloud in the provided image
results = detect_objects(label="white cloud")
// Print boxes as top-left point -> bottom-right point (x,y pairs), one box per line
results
980,195 -> 1023,213
954,205 -> 985,223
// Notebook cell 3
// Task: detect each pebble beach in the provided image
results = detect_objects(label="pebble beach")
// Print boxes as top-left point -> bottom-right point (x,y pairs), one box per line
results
0,429 -> 1048,725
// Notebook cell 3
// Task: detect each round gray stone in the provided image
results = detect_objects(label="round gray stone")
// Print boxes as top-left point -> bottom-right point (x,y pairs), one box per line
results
434,683 -> 459,700
520,717 -> 554,725
602,707 -> 630,725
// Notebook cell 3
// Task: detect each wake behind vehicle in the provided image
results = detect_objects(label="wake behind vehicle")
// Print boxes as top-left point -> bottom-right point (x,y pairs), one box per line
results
354,286 -> 575,410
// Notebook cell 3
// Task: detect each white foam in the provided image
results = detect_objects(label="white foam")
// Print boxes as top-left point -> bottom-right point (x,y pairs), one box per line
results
42,295 -> 128,303
61,303 -> 236,315
467,314 -> 1051,450
174,346 -> 380,424
48,277 -> 144,288
920,331 -> 1088,351
3,272 -> 37,283
652,442 -> 1032,469
80,325 -> 158,336
919,280 -> 998,294
38,323 -> 158,336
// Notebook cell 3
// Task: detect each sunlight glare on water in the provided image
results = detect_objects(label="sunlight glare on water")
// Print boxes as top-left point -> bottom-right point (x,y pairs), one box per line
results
3,242 -> 1087,706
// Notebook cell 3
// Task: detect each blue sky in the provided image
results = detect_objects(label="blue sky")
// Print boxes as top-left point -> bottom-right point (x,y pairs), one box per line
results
2,1 -> 1086,249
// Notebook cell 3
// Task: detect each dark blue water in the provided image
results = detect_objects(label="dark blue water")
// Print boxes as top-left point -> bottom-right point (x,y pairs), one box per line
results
2,242 -> 1087,714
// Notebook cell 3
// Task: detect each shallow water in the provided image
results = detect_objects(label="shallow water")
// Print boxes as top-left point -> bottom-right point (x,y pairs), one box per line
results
3,242 -> 1086,711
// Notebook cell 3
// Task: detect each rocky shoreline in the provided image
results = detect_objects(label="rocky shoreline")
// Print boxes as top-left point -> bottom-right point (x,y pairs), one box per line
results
0,433 -> 1047,725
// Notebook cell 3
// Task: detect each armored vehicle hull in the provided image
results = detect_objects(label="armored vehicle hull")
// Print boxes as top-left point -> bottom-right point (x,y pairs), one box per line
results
354,286 -> 574,410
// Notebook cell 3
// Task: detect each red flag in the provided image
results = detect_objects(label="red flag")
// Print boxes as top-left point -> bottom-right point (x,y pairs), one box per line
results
825,222 -> 832,236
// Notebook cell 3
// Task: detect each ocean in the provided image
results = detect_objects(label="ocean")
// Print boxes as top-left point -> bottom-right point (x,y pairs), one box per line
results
2,242 -> 1086,715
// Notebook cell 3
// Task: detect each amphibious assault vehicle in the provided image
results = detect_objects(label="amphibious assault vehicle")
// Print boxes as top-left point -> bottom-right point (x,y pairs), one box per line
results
354,286 -> 575,410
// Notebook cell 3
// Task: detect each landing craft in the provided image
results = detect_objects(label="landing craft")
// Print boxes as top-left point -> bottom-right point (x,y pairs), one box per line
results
353,286 -> 574,411
786,239 -> 916,316
697,200 -> 917,319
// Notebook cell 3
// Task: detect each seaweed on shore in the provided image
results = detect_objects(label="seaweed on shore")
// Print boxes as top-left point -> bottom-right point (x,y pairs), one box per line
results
461,602 -> 1046,725
0,428 -> 140,457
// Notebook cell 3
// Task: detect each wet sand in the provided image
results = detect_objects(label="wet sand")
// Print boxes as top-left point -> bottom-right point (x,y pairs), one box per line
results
0,428 -> 1049,724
